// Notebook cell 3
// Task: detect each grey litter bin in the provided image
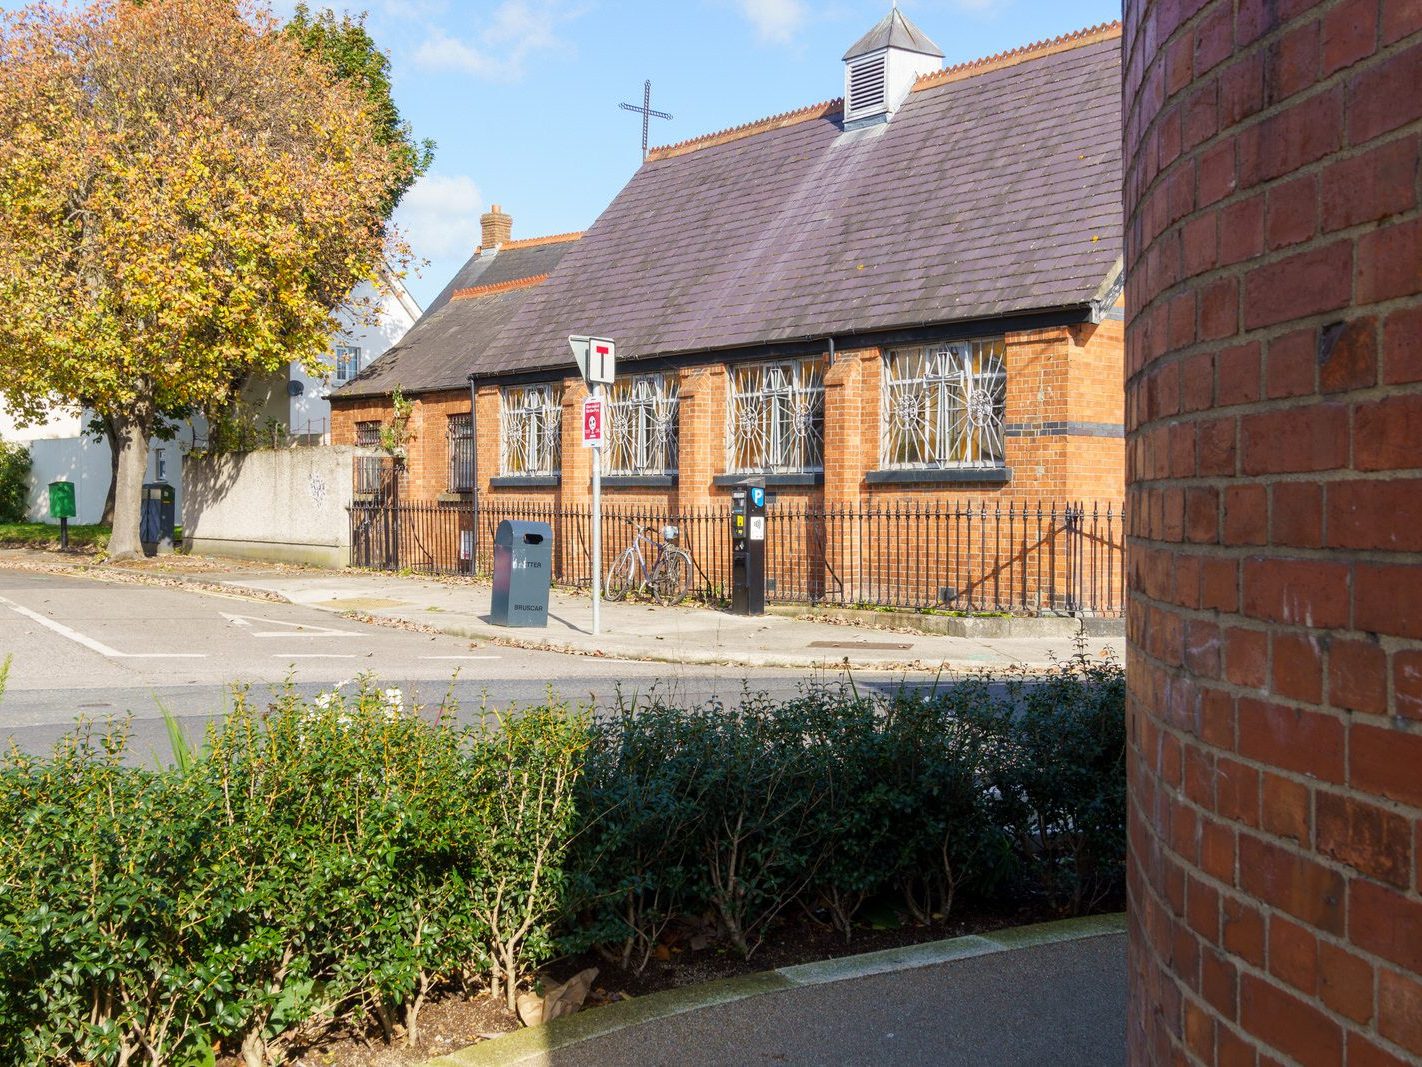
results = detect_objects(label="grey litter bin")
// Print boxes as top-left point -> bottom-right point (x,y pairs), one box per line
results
140,481 -> 176,555
490,520 -> 553,627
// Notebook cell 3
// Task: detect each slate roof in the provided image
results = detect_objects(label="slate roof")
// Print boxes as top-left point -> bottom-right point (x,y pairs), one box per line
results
336,235 -> 580,398
473,24 -> 1123,381
423,233 -> 582,316
843,8 -> 943,60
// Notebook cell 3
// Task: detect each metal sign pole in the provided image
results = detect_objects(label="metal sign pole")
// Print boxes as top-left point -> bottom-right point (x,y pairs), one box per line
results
569,334 -> 614,638
591,380 -> 602,637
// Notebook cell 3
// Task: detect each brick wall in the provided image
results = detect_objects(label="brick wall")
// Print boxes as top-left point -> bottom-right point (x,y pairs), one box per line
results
333,323 -> 1123,507
331,389 -> 474,501
331,321 -> 1124,604
1123,0 -> 1422,1063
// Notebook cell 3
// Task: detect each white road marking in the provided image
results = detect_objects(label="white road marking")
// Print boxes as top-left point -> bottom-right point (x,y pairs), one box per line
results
221,612 -> 360,638
0,594 -> 206,659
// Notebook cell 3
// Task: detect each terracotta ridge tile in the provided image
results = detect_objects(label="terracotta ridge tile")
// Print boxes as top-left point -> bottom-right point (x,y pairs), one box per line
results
913,21 -> 1122,91
642,20 -> 1120,164
646,99 -> 844,162
451,273 -> 550,300
471,231 -> 584,256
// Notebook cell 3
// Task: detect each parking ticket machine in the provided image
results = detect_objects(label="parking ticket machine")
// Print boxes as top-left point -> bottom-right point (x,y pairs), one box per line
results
729,479 -> 766,615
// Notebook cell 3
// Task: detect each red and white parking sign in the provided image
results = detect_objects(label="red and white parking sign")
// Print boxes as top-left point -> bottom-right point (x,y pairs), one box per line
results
582,397 -> 605,448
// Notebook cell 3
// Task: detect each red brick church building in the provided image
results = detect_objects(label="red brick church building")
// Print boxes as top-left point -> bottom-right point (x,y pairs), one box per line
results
332,11 -> 1127,611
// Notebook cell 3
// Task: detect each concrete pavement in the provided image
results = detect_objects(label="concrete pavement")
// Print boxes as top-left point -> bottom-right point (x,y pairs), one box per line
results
0,549 -> 1123,673
429,916 -> 1127,1067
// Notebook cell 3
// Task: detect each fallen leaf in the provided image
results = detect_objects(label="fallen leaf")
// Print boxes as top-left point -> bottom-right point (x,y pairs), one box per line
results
517,967 -> 599,1027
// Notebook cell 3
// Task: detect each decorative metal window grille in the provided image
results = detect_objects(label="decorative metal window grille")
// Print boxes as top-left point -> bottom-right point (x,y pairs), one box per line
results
499,384 -> 562,476
882,340 -> 1007,469
353,421 -> 384,493
334,345 -> 362,382
447,413 -> 475,491
604,373 -> 678,476
727,358 -> 826,474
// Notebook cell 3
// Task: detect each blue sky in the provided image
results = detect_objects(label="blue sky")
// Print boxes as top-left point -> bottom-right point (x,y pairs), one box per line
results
6,0 -> 1123,307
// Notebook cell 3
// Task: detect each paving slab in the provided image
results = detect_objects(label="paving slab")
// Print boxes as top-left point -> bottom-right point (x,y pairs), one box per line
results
207,573 -> 1122,673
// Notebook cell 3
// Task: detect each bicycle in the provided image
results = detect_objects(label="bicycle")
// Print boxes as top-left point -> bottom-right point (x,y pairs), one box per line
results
605,520 -> 694,605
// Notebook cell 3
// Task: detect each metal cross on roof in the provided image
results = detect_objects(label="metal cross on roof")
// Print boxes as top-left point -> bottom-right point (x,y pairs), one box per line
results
619,79 -> 672,161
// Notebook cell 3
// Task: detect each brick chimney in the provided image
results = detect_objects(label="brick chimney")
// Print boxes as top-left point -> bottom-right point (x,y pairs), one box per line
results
480,204 -> 512,249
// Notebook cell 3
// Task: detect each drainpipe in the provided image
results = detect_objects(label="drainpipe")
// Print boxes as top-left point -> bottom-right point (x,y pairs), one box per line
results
827,337 -> 837,362
467,372 -> 480,572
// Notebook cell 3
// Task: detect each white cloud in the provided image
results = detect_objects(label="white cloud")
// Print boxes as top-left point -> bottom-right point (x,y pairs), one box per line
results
736,0 -> 808,43
393,173 -> 484,261
413,0 -> 581,80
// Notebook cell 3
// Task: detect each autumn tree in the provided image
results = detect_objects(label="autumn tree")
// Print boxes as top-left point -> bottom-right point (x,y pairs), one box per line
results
0,0 -> 409,558
285,4 -> 434,217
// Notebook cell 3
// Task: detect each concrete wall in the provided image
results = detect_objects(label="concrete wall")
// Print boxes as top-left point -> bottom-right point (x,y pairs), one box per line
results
1,401 -> 188,524
0,279 -> 417,521
1123,0 -> 1422,1063
182,447 -> 355,567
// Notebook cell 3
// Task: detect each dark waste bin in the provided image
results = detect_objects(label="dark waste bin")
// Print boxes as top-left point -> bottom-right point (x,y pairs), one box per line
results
490,520 -> 553,627
140,481 -> 176,555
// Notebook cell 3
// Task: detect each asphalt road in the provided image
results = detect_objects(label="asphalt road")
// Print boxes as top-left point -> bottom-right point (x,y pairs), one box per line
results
0,569 -> 936,759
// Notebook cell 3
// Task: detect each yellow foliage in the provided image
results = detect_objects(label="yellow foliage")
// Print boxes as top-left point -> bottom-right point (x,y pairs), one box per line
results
0,0 -> 411,555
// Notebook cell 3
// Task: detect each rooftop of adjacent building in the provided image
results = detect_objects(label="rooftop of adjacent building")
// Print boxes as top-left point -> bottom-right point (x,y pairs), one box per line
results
334,208 -> 583,399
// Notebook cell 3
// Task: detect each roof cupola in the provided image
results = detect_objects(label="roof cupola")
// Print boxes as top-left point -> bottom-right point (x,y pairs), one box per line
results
842,5 -> 944,129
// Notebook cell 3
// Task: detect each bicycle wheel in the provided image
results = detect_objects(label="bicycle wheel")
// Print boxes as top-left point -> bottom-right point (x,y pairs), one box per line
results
652,548 -> 693,606
605,550 -> 635,602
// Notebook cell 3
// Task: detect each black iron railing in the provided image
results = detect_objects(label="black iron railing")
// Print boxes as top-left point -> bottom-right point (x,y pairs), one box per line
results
347,498 -> 1126,616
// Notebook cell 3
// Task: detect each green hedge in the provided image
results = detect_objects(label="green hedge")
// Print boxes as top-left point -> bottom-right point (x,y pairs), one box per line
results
0,440 -> 31,524
0,656 -> 1124,1064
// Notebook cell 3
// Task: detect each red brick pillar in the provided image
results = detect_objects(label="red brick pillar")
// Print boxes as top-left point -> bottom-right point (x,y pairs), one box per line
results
675,364 -> 727,510
474,385 -> 500,498
1123,2 -> 1422,1064
559,378 -> 591,582
823,349 -> 873,603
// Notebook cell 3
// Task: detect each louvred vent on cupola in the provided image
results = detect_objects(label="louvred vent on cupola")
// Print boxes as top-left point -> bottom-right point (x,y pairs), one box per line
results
846,52 -> 888,119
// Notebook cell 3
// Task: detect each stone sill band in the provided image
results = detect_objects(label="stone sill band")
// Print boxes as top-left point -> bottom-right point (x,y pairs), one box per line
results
865,467 -> 1013,485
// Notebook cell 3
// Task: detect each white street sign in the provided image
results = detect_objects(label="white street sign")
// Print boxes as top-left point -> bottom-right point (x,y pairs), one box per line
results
569,334 -> 616,385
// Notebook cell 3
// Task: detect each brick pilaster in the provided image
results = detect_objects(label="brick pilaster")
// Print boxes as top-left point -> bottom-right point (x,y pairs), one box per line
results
559,377 -> 589,511
675,364 -> 727,511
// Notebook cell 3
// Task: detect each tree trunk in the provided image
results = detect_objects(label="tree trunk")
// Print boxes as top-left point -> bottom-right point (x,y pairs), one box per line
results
106,408 -> 152,560
100,416 -> 119,526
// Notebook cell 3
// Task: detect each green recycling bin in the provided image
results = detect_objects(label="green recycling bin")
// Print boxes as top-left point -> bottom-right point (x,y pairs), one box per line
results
48,481 -> 76,521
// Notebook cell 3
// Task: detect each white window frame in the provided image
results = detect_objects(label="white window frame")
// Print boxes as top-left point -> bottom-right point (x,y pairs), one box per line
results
498,384 -> 562,477
334,345 -> 362,383
726,358 -> 825,475
881,340 -> 1007,470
